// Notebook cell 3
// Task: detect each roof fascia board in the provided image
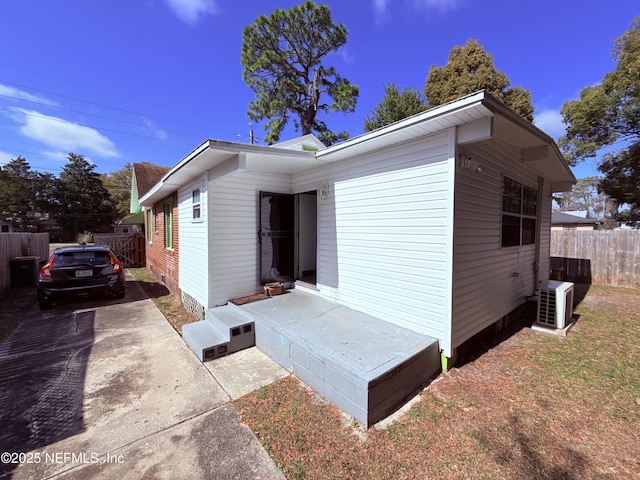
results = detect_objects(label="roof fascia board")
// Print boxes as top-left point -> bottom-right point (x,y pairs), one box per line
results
139,139 -> 317,205
140,140 -> 211,204
317,90 -> 489,159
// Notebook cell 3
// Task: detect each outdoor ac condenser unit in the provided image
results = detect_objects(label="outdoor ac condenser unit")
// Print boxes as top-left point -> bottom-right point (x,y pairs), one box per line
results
537,280 -> 575,329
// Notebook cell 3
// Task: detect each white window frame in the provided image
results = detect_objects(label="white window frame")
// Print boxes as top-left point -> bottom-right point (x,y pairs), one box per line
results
192,188 -> 203,222
501,176 -> 537,248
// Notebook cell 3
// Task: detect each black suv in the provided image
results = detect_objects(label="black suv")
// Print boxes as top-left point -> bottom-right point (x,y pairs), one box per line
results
37,245 -> 126,309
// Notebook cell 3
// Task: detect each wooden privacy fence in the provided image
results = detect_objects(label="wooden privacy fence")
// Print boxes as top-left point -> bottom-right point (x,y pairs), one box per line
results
93,233 -> 146,268
0,233 -> 50,292
550,230 -> 640,289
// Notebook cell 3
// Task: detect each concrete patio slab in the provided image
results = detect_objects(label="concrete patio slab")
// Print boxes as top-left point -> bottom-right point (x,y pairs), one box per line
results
238,289 -> 441,427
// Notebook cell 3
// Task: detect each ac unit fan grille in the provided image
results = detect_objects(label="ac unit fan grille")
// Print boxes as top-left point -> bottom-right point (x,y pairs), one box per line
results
538,289 -> 556,326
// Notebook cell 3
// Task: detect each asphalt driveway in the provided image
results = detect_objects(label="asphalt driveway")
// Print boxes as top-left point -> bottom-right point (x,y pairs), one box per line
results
0,274 -> 285,479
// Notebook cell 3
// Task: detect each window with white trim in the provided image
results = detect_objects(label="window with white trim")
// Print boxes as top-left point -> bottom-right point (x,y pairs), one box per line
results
192,188 -> 201,221
501,177 -> 537,247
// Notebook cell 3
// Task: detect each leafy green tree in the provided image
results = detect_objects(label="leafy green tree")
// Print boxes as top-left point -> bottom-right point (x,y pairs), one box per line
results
241,1 -> 359,145
53,153 -> 117,235
364,83 -> 426,132
560,16 -> 640,227
560,17 -> 640,166
102,163 -> 132,217
424,39 -> 534,121
33,171 -> 59,216
0,156 -> 38,231
597,144 -> 640,227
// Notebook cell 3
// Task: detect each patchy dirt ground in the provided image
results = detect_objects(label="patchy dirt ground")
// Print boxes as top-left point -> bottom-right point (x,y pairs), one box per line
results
128,268 -> 199,335
236,284 -> 640,479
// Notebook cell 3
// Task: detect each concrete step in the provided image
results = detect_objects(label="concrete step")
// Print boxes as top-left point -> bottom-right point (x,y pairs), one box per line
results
206,304 -> 255,358
182,321 -> 229,362
206,304 -> 253,333
183,304 -> 256,362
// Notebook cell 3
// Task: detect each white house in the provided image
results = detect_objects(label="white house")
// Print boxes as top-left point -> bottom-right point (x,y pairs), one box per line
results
140,89 -> 575,369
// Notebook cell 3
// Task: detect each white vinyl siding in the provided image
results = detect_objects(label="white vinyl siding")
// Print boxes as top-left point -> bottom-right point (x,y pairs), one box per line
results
293,132 -> 452,341
208,170 -> 291,306
178,177 -> 208,307
451,139 -> 551,354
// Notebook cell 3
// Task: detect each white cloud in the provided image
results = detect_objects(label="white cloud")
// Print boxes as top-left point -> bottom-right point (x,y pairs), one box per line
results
141,117 -> 168,140
411,0 -> 463,12
329,46 -> 356,65
14,109 -> 120,159
534,108 -> 566,140
0,84 -> 58,107
374,0 -> 462,24
164,0 -> 220,25
373,0 -> 391,24
0,150 -> 14,166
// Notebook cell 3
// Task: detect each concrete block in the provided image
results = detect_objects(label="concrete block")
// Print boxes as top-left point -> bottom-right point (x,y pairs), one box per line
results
290,343 -> 309,370
254,323 -> 292,369
183,322 -> 228,362
308,354 -> 325,380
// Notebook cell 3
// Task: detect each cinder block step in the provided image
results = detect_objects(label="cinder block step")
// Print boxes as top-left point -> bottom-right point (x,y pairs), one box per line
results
206,304 -> 253,331
206,304 -> 255,356
182,321 -> 229,362
182,304 -> 256,362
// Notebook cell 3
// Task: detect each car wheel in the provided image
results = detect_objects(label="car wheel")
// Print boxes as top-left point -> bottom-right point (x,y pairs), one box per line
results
115,290 -> 125,299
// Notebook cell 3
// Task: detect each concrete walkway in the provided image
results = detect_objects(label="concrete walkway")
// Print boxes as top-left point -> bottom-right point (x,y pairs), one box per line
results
0,273 -> 288,479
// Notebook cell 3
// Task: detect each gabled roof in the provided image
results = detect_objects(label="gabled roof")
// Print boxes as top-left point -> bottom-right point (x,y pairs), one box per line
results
140,90 -> 576,206
133,162 -> 170,198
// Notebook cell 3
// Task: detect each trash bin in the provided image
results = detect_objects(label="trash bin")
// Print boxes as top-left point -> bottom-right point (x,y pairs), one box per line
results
550,267 -> 565,281
10,256 -> 40,288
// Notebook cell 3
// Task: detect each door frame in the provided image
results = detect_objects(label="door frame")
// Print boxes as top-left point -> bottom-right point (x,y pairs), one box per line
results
259,190 -> 317,284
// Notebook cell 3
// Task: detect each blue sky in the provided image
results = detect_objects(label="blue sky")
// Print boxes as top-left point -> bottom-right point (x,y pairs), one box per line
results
0,1 -> 637,181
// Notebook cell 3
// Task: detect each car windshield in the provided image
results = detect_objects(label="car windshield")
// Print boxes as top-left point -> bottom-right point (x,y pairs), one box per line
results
53,251 -> 111,267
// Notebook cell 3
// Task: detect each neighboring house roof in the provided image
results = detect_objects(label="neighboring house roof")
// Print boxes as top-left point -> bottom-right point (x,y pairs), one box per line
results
561,210 -> 588,218
140,90 -> 576,206
133,163 -> 170,198
552,212 -> 599,225
118,211 -> 144,225
131,162 -> 170,213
